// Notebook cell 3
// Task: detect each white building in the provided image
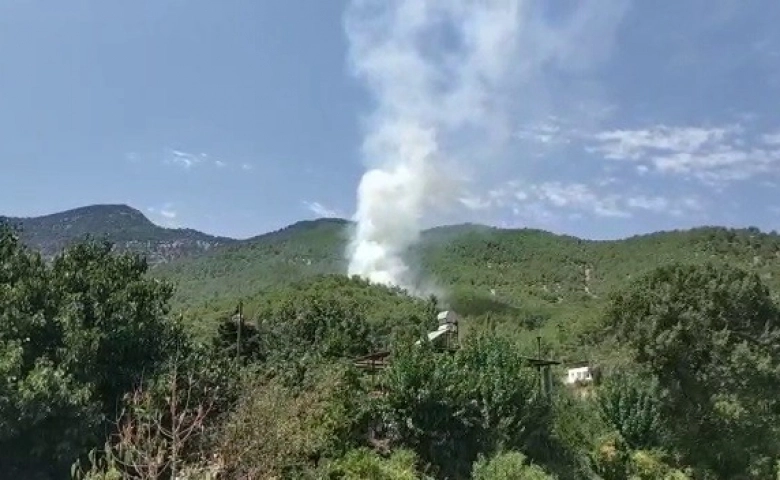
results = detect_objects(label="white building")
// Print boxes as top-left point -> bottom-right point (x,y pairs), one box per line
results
565,364 -> 593,385
415,310 -> 459,349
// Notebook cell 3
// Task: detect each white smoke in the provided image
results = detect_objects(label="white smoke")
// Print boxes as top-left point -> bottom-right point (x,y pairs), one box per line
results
343,0 -> 523,294
343,0 -> 629,294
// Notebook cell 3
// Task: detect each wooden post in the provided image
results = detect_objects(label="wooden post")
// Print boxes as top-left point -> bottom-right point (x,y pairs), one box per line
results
236,301 -> 243,361
537,336 -> 543,395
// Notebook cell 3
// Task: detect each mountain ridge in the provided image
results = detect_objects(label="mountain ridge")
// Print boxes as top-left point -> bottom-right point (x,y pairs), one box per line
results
1,204 -> 236,263
4,203 -> 777,247
4,204 -> 779,334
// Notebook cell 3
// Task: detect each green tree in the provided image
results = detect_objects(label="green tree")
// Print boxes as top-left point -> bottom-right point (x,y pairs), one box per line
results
378,333 -> 553,478
215,363 -> 365,479
0,228 -> 183,477
472,451 -> 555,480
246,285 -> 386,384
604,262 -> 780,477
322,448 -> 428,480
213,308 -> 264,362
48,241 -> 184,410
596,371 -> 664,450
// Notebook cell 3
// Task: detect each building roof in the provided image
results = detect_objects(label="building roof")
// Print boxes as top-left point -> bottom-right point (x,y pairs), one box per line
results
565,360 -> 591,368
437,310 -> 459,324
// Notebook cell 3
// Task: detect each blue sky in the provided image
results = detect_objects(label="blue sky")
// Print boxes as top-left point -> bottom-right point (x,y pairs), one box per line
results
1,0 -> 779,240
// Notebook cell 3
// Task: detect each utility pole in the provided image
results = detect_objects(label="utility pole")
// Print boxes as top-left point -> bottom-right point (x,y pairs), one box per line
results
537,335 -> 543,395
520,334 -> 560,399
236,300 -> 243,361
536,335 -> 554,398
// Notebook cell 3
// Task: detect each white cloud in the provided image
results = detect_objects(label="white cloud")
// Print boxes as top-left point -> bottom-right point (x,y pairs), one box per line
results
533,182 -> 629,218
146,203 -> 179,227
626,195 -> 704,217
588,124 -> 780,185
625,195 -> 669,212
303,201 -> 343,218
459,195 -> 492,211
461,180 -> 704,221
241,163 -> 253,171
162,149 -> 238,170
762,131 -> 780,146
591,125 -> 736,160
514,118 -> 573,146
165,149 -> 204,169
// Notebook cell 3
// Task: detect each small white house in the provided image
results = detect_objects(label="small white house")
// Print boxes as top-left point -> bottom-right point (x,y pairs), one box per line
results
565,364 -> 593,385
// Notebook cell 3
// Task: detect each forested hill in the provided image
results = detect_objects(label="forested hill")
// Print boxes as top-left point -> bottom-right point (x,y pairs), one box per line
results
3,204 -> 780,478
5,204 -> 779,323
0,204 -> 235,263
155,216 -> 780,328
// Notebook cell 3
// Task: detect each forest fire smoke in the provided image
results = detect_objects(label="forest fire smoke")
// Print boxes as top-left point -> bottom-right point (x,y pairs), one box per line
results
343,0 -> 521,294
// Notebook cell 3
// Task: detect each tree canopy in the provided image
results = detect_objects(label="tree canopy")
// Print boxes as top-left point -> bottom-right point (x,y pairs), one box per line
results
605,262 -> 780,476
2,220 -> 780,479
0,227 -> 184,477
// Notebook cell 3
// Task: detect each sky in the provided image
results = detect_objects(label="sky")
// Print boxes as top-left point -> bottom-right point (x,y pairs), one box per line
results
1,0 -> 779,240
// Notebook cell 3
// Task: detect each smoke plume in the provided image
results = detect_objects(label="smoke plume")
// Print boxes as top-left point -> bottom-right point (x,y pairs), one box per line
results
344,0 -> 523,293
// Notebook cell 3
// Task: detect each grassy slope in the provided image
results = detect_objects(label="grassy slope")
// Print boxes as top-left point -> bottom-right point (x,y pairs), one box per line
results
155,220 -> 780,349
8,204 -> 777,359
155,218 -> 352,306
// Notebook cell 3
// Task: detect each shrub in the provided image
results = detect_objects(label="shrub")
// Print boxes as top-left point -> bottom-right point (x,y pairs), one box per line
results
472,451 -> 555,480
322,448 -> 428,480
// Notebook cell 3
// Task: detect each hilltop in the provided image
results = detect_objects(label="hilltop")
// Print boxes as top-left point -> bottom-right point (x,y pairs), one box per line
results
0,204 -> 235,263
3,204 -> 780,478
152,216 -> 780,344
4,204 -> 779,338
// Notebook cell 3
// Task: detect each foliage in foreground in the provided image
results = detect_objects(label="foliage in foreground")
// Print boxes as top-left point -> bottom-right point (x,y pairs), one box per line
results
472,451 -> 555,480
605,262 -> 780,477
215,363 -> 364,479
379,335 -> 555,478
320,448 -> 428,480
2,222 -> 780,479
595,370 -> 665,451
0,227 -> 184,477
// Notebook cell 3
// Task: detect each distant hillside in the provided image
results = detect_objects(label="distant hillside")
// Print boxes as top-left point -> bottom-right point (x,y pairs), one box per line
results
1,204 -> 235,263
5,205 -> 779,338
156,217 -> 353,303
154,218 -> 780,330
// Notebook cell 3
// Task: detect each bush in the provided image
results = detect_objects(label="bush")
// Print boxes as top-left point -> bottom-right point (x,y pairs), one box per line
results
378,333 -> 553,478
604,263 -> 780,476
596,370 -> 664,450
472,451 -> 555,480
215,363 -> 365,478
0,230 -> 184,477
589,434 -> 691,480
322,448 -> 428,480
550,388 -> 612,477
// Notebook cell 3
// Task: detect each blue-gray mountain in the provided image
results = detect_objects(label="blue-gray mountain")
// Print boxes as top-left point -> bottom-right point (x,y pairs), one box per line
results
1,204 -> 235,264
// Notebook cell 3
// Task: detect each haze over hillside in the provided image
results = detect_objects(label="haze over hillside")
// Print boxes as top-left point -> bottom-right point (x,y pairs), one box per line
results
0,204 -> 235,263
6,203 -> 777,340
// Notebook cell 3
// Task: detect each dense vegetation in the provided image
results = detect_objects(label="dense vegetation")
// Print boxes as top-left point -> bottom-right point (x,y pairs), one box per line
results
157,218 -> 780,360
2,209 -> 780,479
2,205 -> 234,263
